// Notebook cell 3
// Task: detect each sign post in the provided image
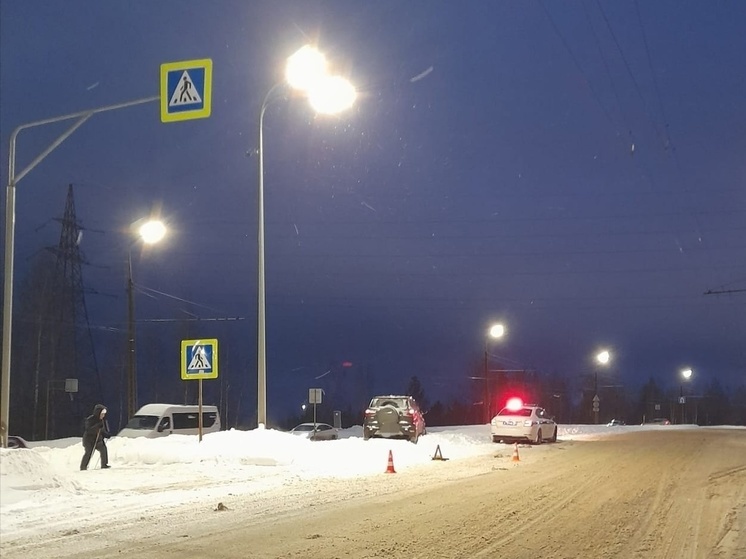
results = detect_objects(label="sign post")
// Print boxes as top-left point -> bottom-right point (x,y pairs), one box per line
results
308,388 -> 323,430
181,338 -> 219,441
592,394 -> 600,424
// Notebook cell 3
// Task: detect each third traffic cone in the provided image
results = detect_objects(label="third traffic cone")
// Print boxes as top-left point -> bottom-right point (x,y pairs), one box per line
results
385,449 -> 396,473
511,442 -> 520,462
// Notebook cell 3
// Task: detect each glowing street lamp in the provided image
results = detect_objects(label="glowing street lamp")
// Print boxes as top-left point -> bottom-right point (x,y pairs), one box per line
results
483,322 -> 506,422
593,349 -> 611,424
488,323 -> 506,340
256,46 -> 356,427
127,219 -> 167,419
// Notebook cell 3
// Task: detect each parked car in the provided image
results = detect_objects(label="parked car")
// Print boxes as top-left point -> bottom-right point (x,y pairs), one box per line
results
289,423 -> 339,441
490,402 -> 557,444
7,435 -> 29,449
363,395 -> 426,443
645,418 -> 671,425
607,419 -> 626,426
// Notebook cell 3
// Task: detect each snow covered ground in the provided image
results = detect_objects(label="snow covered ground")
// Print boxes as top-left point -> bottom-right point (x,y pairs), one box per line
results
0,422 -> 734,549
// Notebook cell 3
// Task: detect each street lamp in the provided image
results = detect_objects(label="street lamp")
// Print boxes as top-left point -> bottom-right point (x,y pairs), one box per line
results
256,46 -> 356,428
127,219 -> 166,419
1,95 -> 159,447
594,349 -> 611,424
680,368 -> 692,424
483,323 -> 506,423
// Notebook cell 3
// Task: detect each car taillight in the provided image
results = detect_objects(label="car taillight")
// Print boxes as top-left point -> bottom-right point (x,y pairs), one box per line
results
364,409 -> 375,417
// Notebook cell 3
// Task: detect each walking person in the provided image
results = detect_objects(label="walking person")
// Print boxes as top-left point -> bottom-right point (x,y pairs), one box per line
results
80,404 -> 111,470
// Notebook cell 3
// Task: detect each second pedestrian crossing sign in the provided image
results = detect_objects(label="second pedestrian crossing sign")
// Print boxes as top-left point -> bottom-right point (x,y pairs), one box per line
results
160,59 -> 212,122
181,338 -> 218,379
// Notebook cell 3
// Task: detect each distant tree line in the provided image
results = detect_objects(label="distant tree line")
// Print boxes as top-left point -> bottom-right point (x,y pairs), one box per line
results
5,252 -> 745,439
276,372 -> 746,430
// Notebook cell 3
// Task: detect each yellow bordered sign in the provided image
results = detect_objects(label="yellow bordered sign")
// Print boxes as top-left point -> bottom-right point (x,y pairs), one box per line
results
181,338 -> 218,380
160,59 -> 213,122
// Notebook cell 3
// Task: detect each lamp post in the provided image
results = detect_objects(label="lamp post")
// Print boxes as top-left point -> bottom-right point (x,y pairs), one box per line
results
679,368 -> 692,424
256,45 -> 356,427
126,219 -> 166,419
594,349 -> 611,424
1,95 -> 158,447
483,323 -> 505,423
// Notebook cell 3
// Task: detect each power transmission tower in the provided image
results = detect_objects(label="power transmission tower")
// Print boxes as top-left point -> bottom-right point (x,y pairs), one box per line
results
42,184 -> 102,438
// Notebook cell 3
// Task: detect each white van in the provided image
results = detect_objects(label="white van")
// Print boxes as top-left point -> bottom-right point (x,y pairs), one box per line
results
117,404 -> 221,438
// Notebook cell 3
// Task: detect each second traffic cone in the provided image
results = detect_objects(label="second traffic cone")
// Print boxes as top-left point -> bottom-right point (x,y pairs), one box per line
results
511,442 -> 520,462
385,449 -> 396,473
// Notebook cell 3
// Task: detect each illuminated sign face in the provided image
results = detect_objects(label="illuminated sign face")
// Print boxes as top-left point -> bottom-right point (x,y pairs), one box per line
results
160,59 -> 213,123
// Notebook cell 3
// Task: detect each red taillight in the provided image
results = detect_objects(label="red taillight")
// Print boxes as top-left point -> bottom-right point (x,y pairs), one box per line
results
364,408 -> 375,418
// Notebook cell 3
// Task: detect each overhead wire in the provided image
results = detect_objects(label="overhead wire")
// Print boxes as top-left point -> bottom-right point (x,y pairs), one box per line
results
537,0 -> 619,134
633,0 -> 674,154
581,0 -> 634,145
593,0 -> 668,149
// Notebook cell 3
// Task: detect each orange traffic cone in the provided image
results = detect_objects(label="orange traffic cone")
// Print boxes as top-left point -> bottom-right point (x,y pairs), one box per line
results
511,442 -> 520,462
385,449 -> 396,473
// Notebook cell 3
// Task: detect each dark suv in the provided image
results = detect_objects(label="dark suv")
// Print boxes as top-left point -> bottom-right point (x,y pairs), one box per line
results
363,395 -> 426,443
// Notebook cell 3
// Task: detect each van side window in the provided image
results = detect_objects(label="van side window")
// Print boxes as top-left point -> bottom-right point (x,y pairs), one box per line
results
203,412 -> 217,428
173,413 -> 199,430
172,412 -> 218,429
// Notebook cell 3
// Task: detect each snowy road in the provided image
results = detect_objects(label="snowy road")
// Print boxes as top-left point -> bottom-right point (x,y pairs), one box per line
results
2,427 -> 744,558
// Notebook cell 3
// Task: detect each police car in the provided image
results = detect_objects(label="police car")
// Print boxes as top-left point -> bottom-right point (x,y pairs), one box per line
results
490,398 -> 558,444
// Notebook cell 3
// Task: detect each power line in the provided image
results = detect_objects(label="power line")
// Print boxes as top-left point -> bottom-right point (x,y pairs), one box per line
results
537,0 -> 618,131
582,0 -> 633,142
593,0 -> 668,149
634,0 -> 674,153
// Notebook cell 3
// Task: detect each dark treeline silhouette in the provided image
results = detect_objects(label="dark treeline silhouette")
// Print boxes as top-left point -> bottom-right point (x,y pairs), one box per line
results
5,235 -> 745,439
275,373 -> 746,431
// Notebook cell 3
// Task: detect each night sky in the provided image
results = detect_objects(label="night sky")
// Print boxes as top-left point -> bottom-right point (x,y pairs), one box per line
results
1,1 -> 744,426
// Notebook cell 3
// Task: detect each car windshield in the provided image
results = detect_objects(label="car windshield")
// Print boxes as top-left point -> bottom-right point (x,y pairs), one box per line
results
497,408 -> 533,417
123,415 -> 159,430
292,425 -> 314,432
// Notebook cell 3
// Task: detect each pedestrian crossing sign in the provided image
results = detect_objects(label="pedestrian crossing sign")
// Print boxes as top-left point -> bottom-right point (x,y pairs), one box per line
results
181,338 -> 219,379
160,59 -> 213,123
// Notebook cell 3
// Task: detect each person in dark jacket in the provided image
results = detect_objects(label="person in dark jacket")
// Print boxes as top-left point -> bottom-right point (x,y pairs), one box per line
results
80,404 -> 110,470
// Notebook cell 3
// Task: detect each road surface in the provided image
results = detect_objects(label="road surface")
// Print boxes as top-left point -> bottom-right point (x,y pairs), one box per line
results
4,429 -> 745,558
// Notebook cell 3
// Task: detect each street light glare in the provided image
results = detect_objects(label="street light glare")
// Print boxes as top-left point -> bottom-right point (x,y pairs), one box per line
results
681,368 -> 693,380
285,45 -> 328,92
596,350 -> 610,365
138,220 -> 166,244
308,75 -> 357,114
488,323 -> 505,339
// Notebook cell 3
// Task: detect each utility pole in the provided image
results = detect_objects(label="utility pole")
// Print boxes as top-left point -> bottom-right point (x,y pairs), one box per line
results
127,252 -> 136,419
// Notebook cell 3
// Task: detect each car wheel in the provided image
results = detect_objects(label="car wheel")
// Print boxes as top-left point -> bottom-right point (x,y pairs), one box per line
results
533,428 -> 542,445
550,427 -> 557,443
